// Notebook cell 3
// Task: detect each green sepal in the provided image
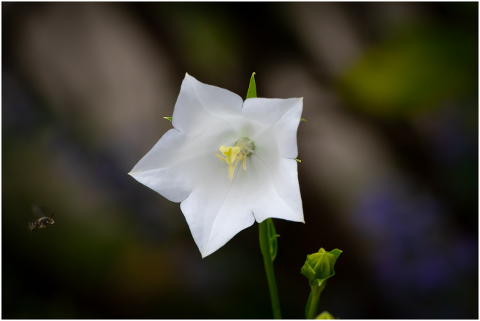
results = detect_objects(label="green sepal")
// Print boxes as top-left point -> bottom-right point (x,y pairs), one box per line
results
267,218 -> 278,261
295,158 -> 302,163
301,118 -> 307,122
246,72 -> 257,99
163,117 -> 172,122
259,218 -> 279,262
301,248 -> 342,288
316,311 -> 335,319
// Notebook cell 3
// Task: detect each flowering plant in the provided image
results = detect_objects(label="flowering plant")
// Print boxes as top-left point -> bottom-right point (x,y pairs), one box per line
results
130,73 -> 342,319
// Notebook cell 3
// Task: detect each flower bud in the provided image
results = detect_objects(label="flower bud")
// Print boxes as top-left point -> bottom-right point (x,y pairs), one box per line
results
301,248 -> 342,287
316,311 -> 335,319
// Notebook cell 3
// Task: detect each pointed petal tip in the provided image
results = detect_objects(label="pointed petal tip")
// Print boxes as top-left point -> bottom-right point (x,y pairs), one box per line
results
184,73 -> 197,83
128,171 -> 139,178
200,250 -> 212,259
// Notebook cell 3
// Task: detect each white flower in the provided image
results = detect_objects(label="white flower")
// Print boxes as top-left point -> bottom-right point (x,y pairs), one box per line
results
129,74 -> 304,257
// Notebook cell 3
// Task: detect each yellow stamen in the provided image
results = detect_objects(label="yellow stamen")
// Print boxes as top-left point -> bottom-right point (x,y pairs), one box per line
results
217,146 -> 241,182
215,153 -> 226,162
216,138 -> 254,182
220,145 -> 241,164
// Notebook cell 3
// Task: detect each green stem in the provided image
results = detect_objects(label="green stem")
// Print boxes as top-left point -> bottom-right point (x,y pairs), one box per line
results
305,283 -> 325,319
259,219 -> 282,319
306,287 -> 322,319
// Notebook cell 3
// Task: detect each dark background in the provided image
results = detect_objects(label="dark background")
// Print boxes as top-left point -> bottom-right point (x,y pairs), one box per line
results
2,2 -> 478,319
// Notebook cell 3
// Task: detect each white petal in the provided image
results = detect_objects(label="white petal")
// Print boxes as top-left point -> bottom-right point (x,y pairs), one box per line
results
243,97 -> 303,158
129,121 -> 239,201
251,156 -> 304,223
129,129 -> 193,202
172,74 -> 244,135
242,97 -> 303,127
181,155 -> 267,257
243,98 -> 304,222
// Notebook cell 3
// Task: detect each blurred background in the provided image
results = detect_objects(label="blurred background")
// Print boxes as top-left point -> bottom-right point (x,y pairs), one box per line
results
2,2 -> 478,319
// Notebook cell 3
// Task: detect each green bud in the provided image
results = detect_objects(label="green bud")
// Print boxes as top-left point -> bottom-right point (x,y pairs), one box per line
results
316,311 -> 335,319
301,248 -> 342,287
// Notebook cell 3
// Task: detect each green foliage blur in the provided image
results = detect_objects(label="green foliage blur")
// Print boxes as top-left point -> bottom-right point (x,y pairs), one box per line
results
339,23 -> 477,117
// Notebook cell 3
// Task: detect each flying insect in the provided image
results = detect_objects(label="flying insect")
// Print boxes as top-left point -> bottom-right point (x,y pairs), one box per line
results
28,205 -> 55,233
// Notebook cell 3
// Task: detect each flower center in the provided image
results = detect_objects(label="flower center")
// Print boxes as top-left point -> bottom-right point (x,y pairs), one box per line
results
215,137 -> 254,182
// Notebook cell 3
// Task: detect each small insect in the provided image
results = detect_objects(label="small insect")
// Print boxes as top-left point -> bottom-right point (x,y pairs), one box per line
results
28,204 -> 55,233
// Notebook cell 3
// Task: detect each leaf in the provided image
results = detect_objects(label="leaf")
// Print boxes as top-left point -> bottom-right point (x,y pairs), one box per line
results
163,117 -> 172,122
246,72 -> 257,99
